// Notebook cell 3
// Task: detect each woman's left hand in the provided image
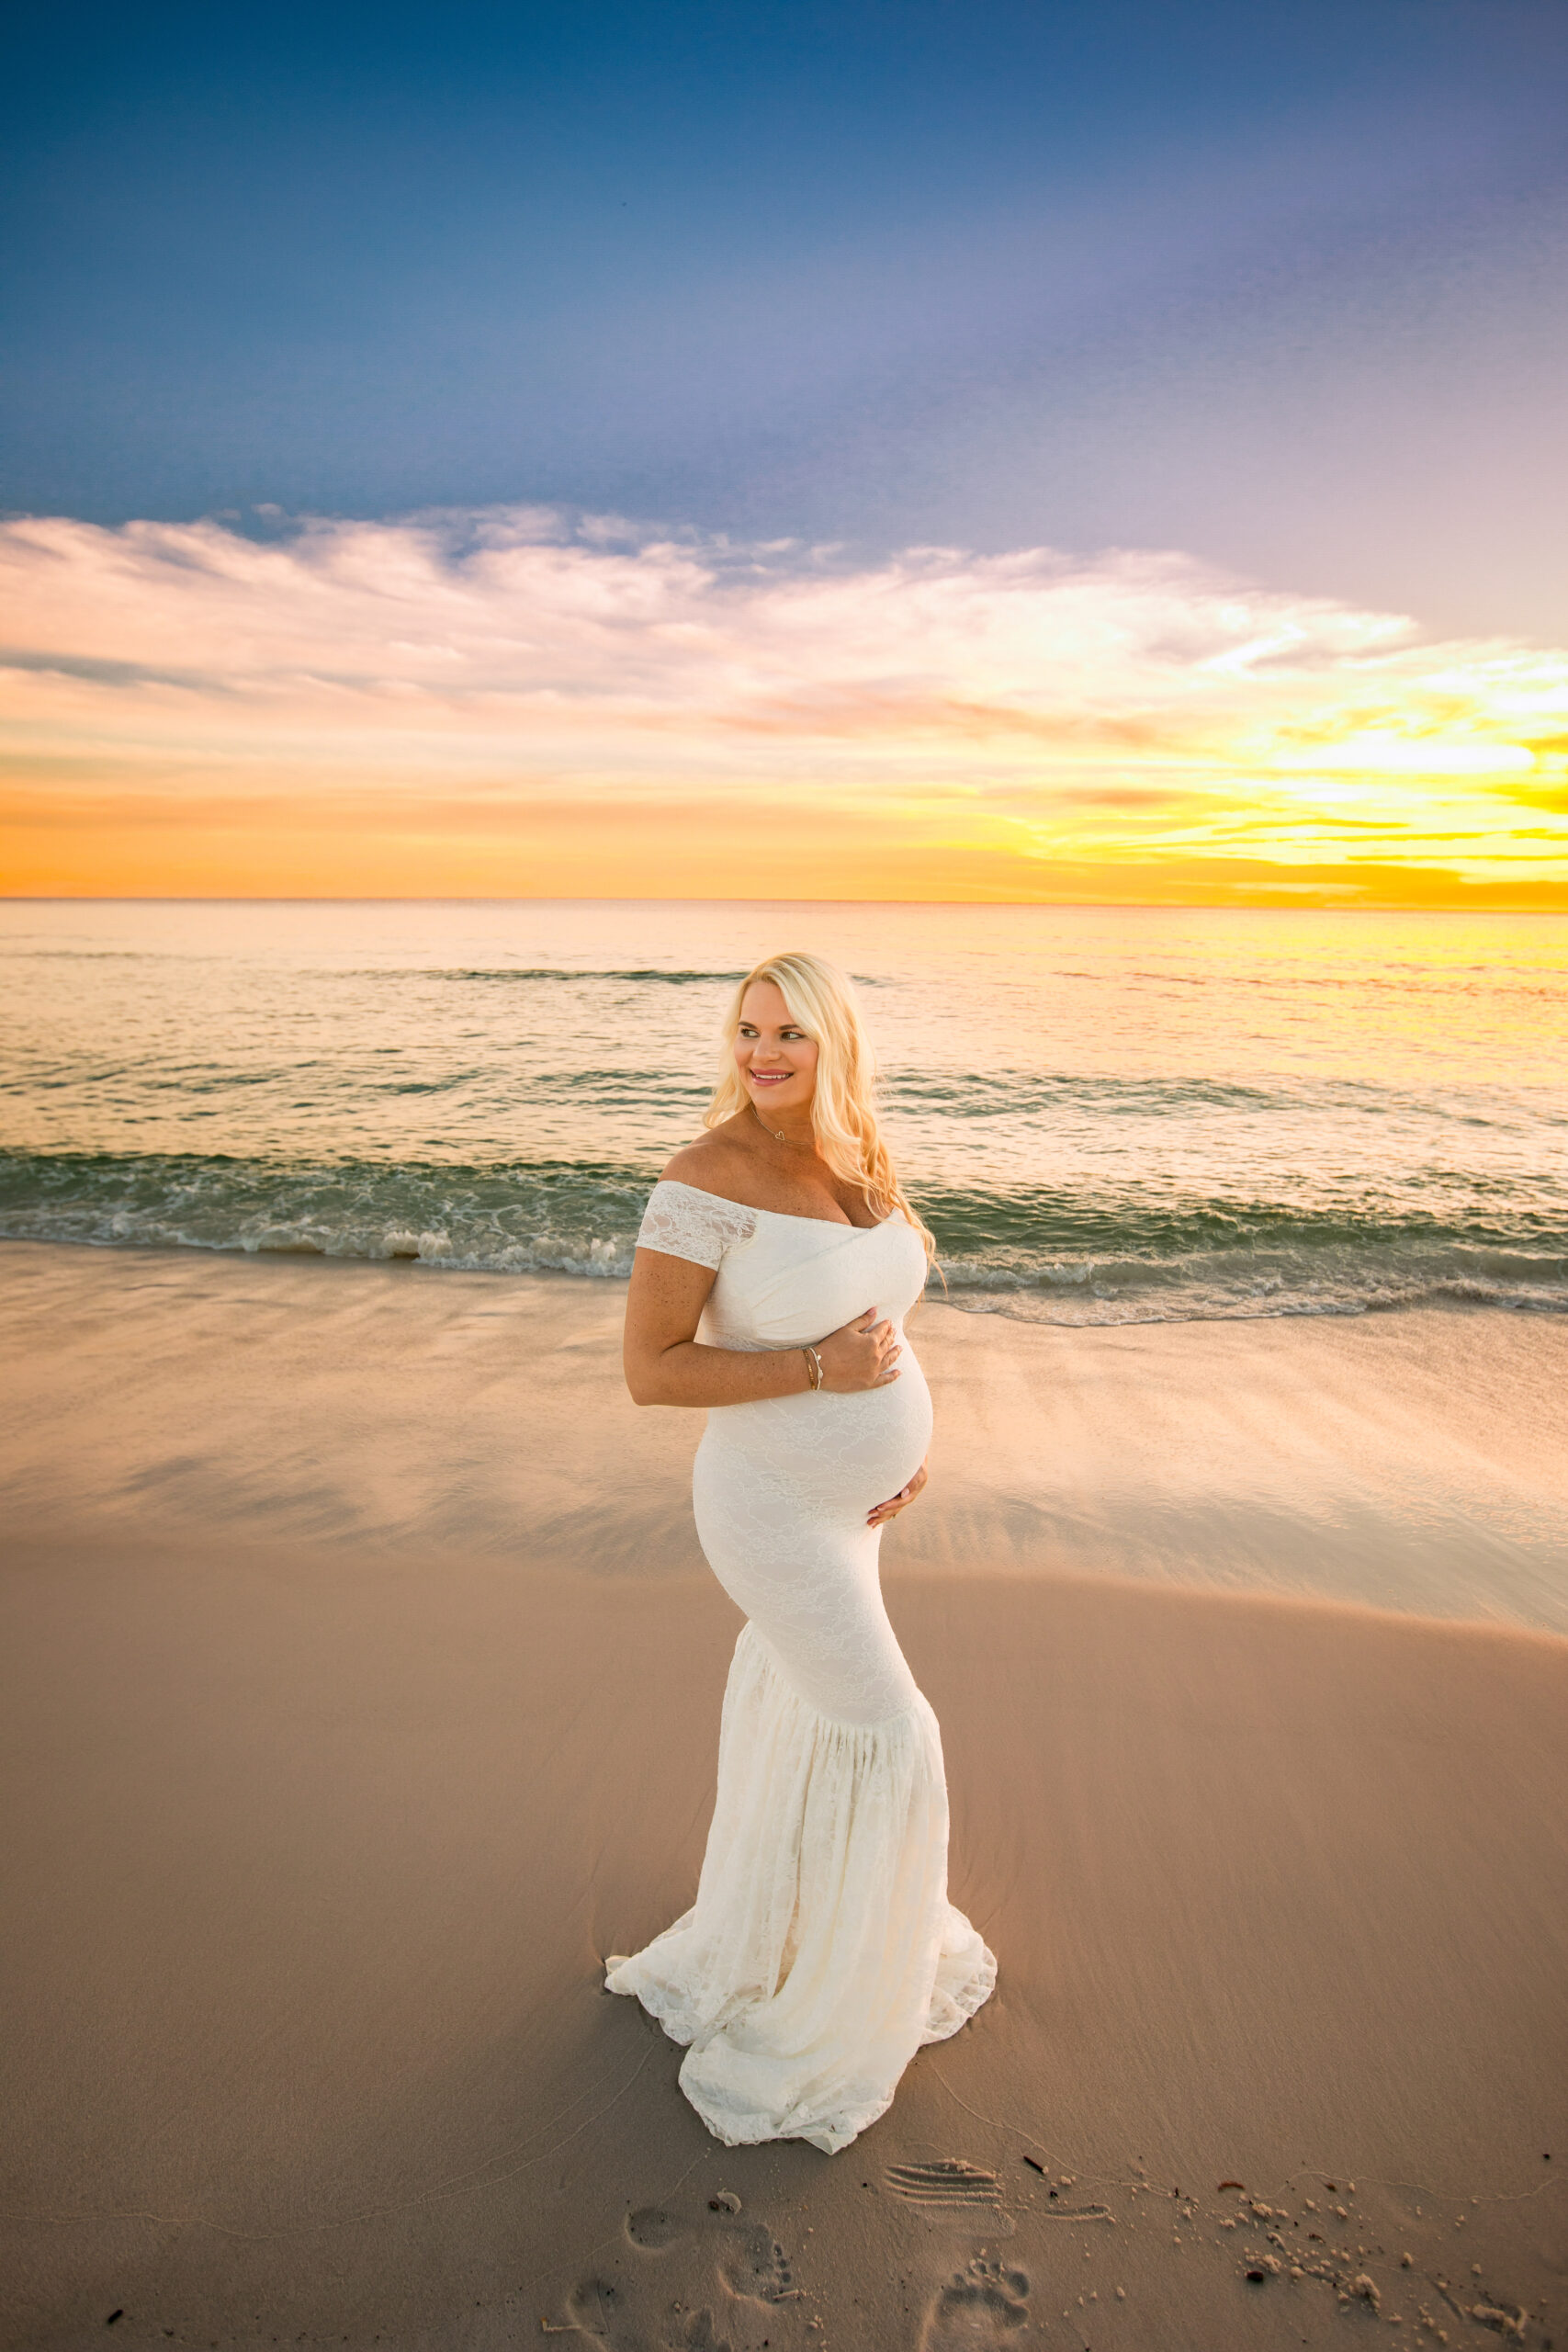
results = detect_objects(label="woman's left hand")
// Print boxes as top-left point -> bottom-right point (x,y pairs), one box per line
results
867,1458 -> 928,1528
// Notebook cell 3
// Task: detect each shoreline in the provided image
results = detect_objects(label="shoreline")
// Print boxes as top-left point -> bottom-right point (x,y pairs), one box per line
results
5,1235 -> 1565,1630
4,1208 -> 1566,1332
2,1239 -> 1565,2347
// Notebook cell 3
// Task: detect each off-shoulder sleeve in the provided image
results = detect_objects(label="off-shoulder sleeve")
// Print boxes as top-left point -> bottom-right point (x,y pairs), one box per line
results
637,1179 -> 759,1270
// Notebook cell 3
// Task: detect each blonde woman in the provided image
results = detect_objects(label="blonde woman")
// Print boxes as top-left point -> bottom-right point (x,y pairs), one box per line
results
610,952 -> 994,2153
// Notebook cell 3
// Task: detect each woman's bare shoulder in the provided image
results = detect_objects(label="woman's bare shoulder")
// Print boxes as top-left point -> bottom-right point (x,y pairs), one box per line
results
660,1124 -> 758,1203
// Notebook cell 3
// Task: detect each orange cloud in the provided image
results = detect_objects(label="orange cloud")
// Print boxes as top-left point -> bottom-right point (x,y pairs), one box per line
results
1,508 -> 1564,901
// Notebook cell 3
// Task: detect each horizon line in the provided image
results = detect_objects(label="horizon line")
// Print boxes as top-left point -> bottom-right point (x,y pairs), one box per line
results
3,893 -> 1566,916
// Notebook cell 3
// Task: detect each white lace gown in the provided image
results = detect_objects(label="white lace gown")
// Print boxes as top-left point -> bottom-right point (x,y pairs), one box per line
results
606,1179 -> 996,2154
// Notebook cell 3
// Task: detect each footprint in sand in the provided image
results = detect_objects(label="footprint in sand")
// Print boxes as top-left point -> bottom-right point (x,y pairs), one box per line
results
679,2313 -> 732,2351
561,2203 -> 795,2343
625,2204 -> 683,2250
565,2273 -> 734,2349
716,2217 -> 796,2303
920,2258 -> 1032,2348
623,2201 -> 795,2304
564,2273 -> 654,2348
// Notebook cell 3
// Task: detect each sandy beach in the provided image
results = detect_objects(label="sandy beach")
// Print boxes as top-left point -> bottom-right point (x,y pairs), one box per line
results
2,1238 -> 1565,2350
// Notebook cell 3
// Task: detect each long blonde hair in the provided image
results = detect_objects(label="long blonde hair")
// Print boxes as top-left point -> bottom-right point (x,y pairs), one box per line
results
706,951 -> 936,1269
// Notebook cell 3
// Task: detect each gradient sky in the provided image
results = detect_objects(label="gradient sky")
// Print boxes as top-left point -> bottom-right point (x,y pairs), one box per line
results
4,0 -> 1567,899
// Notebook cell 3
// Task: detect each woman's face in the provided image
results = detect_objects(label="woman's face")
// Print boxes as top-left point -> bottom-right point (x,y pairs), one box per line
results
734,980 -> 818,1121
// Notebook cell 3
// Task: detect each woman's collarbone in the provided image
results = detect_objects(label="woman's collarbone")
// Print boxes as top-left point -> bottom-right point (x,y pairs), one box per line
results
678,1139 -> 881,1228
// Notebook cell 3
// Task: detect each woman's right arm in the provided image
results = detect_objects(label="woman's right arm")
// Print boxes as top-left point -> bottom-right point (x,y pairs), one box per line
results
622,1248 -> 902,1408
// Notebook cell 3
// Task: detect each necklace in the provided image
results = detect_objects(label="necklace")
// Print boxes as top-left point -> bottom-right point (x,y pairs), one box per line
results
750,1100 -> 805,1148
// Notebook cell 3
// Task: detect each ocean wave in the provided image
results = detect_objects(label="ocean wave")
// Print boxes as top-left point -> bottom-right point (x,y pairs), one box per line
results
2,1148 -> 1564,1327
420,967 -> 748,985
344,967 -> 880,987
0,1150 -> 650,1280
939,1247 -> 1568,1327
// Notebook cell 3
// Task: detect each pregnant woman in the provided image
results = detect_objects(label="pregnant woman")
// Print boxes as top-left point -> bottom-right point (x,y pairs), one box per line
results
610,951 -> 995,2154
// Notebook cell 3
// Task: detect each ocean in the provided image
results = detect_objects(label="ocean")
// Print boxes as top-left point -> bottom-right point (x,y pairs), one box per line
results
2,898 -> 1564,1328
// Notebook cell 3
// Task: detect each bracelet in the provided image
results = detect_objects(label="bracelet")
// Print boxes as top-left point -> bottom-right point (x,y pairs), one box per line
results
802,1343 -> 823,1392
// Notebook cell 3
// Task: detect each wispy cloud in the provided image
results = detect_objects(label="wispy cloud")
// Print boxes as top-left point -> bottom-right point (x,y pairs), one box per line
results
1,507 -> 1564,901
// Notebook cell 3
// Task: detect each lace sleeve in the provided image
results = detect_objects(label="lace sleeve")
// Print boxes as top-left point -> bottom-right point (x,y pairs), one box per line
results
637,1180 -> 760,1271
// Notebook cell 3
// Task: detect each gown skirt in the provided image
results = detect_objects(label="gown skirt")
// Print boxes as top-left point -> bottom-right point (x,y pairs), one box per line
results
605,1180 -> 996,2154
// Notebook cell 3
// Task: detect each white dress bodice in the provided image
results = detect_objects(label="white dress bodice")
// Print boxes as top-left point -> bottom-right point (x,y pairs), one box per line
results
636,1176 -> 930,1349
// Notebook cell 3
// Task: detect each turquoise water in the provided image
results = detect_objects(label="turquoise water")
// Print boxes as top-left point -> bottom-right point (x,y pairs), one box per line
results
2,899 -> 1564,1326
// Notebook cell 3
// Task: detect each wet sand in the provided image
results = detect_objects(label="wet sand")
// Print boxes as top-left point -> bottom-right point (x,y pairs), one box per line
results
1,1240 -> 1565,2350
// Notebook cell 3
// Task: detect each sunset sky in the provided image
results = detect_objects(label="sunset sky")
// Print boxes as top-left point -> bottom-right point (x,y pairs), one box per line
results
4,0 -> 1566,903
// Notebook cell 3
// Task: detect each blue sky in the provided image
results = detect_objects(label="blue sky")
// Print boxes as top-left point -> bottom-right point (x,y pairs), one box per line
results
5,0 -> 1568,638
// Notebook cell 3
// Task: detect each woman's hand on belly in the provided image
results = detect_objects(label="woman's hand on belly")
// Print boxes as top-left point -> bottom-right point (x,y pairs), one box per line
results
818,1308 -> 902,1393
866,1455 -> 928,1528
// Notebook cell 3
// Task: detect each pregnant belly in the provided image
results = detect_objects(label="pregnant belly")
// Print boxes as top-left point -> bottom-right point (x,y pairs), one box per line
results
697,1351 -> 933,1533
